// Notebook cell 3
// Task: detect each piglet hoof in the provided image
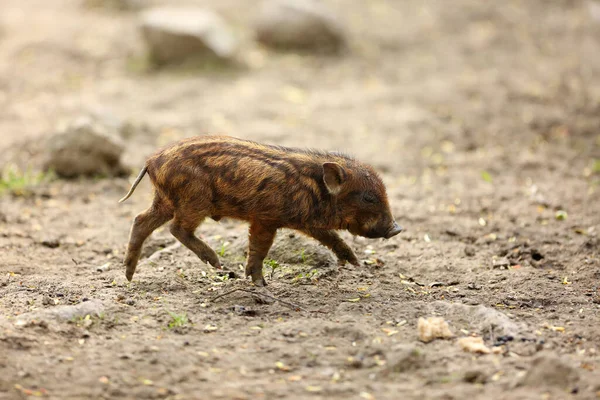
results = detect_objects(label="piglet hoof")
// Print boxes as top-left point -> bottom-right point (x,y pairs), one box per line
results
338,256 -> 359,267
125,265 -> 135,282
252,276 -> 267,287
203,256 -> 221,270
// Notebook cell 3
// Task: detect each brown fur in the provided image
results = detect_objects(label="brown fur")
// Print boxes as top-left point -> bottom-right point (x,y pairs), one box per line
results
121,135 -> 402,285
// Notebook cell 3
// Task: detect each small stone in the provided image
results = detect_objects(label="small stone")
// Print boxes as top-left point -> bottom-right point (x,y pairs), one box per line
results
254,0 -> 346,53
467,283 -> 482,290
492,257 -> 510,269
417,317 -> 454,343
96,263 -> 111,273
463,369 -> 487,384
41,239 -> 60,249
457,336 -> 491,354
140,7 -> 237,66
464,246 -> 476,257
41,238 -> 60,248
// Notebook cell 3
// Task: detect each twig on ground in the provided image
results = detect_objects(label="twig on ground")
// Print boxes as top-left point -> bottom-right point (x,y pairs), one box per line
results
210,288 -> 309,312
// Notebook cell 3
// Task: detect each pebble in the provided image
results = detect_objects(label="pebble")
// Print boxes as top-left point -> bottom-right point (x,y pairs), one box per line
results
41,238 -> 60,249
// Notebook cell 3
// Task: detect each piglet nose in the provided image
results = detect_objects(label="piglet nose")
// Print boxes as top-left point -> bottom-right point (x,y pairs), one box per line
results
385,221 -> 403,239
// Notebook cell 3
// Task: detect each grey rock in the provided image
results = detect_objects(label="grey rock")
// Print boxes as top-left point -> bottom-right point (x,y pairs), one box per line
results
44,116 -> 127,178
254,0 -> 346,52
15,300 -> 104,324
140,7 -> 237,66
425,301 -> 526,337
520,353 -> 579,389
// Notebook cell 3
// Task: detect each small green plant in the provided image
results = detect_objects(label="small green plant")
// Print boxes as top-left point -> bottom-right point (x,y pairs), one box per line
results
264,259 -> 281,279
481,170 -> 493,183
167,310 -> 188,329
298,249 -> 308,264
0,164 -> 55,196
218,241 -> 230,257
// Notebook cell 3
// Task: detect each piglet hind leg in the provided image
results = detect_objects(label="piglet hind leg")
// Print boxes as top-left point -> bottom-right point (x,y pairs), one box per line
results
246,223 -> 277,286
124,195 -> 173,282
169,212 -> 221,270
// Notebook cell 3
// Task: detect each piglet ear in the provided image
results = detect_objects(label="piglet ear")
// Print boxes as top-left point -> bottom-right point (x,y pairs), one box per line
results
323,162 -> 346,195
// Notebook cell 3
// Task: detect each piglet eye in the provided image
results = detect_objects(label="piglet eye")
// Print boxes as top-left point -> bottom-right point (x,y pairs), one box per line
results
363,192 -> 378,204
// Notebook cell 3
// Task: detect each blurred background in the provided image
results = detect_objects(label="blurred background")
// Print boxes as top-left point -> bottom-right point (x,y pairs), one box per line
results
1,0 -> 599,240
1,0 -> 598,182
2,1 -> 600,399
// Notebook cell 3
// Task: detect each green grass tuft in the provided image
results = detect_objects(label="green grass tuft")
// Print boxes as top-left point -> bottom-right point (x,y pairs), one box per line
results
0,164 -> 55,196
167,310 -> 188,329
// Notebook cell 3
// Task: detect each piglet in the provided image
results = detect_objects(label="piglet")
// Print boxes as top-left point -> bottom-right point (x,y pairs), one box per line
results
120,135 -> 403,286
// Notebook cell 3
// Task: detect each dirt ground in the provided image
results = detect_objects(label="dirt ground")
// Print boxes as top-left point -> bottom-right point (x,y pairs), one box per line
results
1,0 -> 600,399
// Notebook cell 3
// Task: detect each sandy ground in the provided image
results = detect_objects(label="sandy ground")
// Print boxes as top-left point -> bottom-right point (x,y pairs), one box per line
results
1,0 -> 600,399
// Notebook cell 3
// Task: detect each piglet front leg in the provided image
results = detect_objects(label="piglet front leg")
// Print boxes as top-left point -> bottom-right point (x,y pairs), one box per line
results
302,228 -> 360,266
